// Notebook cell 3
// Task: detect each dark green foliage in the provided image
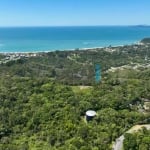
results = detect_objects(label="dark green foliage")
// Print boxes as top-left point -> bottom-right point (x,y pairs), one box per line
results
0,45 -> 150,149
124,129 -> 150,150
0,70 -> 149,149
141,38 -> 150,44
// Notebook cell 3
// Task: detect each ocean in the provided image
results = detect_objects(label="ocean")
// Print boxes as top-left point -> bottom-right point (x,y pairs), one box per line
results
0,26 -> 150,53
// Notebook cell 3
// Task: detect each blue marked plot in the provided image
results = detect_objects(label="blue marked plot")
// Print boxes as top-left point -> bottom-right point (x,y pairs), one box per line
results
95,64 -> 101,83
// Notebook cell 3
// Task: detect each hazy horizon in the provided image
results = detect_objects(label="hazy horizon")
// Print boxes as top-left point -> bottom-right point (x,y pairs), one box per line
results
0,25 -> 150,28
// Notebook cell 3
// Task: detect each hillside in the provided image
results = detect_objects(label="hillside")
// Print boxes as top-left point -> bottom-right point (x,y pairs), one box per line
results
0,43 -> 150,150
141,38 -> 150,44
0,43 -> 150,85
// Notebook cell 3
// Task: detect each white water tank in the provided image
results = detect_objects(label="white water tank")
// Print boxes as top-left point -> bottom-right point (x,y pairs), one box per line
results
86,110 -> 96,121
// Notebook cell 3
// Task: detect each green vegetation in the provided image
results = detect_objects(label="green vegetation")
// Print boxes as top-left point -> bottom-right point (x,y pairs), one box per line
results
0,43 -> 150,85
0,43 -> 150,149
124,128 -> 150,150
141,38 -> 150,44
0,54 -> 5,60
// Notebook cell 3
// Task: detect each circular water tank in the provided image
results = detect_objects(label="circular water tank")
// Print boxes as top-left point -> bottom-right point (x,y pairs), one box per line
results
86,110 -> 96,117
86,110 -> 96,121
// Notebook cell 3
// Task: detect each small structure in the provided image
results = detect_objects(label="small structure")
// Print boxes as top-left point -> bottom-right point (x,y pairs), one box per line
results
86,110 -> 96,121
95,64 -> 101,83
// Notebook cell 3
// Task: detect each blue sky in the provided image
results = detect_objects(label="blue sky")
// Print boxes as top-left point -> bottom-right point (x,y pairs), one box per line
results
0,0 -> 150,26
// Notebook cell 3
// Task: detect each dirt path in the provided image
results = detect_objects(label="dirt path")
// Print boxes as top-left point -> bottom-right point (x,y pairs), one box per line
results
127,124 -> 150,133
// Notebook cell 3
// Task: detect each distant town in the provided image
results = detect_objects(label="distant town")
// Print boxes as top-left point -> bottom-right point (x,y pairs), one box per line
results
0,53 -> 39,64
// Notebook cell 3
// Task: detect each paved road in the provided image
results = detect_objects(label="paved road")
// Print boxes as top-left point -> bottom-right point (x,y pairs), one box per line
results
112,124 -> 150,150
112,135 -> 124,150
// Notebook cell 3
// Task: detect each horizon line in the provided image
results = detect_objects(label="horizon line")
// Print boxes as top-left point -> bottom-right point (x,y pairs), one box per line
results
0,24 -> 150,28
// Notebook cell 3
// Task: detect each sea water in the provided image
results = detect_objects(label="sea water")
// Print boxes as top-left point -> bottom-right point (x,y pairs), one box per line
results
0,26 -> 150,53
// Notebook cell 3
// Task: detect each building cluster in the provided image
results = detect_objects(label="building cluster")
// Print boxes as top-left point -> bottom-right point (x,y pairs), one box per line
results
0,53 -> 38,64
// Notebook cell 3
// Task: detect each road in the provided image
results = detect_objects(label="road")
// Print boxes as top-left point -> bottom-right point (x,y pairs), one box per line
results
112,124 -> 150,150
112,135 -> 124,150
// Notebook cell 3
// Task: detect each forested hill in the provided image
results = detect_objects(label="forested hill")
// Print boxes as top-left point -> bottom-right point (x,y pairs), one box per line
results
0,43 -> 150,150
0,43 -> 150,85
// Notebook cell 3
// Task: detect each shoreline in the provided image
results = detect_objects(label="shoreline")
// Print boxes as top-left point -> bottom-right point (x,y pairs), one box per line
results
0,43 -> 138,54
0,44 -> 127,65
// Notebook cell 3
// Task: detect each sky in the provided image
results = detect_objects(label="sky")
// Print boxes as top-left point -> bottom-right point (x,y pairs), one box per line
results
0,0 -> 150,26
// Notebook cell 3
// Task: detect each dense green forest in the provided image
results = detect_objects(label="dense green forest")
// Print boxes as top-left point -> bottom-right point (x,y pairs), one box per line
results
124,128 -> 150,150
0,43 -> 150,149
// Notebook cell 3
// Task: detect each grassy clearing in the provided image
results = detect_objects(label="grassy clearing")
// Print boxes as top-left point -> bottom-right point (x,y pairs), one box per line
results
71,86 -> 92,94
